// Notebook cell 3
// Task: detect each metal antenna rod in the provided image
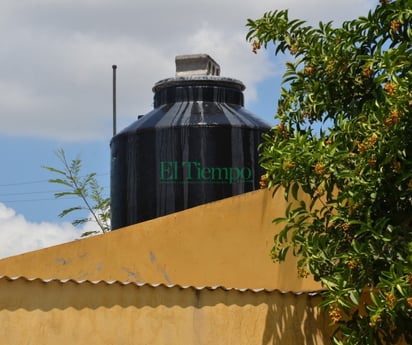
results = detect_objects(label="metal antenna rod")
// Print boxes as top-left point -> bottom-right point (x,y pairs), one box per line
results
112,65 -> 117,136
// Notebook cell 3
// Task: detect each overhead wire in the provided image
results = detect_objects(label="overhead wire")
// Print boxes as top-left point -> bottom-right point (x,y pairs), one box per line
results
0,178 -> 51,187
0,190 -> 63,197
0,173 -> 109,187
2,197 -> 79,204
0,173 -> 109,204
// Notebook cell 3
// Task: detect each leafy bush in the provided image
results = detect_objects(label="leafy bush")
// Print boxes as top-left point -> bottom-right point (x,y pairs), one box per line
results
247,1 -> 412,343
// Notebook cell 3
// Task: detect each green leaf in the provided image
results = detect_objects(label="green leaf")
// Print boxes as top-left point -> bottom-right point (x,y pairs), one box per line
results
58,206 -> 84,218
291,182 -> 299,200
80,231 -> 100,238
54,191 -> 81,198
72,218 -> 89,226
42,166 -> 66,176
48,178 -> 73,188
278,246 -> 290,261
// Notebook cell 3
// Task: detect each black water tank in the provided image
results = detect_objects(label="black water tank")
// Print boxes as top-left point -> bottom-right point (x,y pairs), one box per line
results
110,54 -> 270,230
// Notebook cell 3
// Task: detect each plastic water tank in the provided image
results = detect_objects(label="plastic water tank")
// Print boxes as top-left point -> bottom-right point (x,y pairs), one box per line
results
110,54 -> 270,229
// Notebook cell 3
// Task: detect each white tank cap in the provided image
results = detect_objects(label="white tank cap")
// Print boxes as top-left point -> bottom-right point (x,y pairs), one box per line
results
175,54 -> 221,77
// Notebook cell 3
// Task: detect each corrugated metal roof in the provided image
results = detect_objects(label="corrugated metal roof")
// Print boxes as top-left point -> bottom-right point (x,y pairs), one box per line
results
0,275 -> 325,296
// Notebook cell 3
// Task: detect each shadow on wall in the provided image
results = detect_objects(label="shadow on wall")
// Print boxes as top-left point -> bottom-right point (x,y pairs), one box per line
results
262,293 -> 331,345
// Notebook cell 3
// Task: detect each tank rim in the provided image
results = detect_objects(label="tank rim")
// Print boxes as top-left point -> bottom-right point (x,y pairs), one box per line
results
153,76 -> 245,93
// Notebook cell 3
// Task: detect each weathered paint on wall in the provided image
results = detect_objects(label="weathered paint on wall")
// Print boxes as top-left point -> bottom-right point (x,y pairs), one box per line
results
0,189 -> 321,291
0,276 -> 331,345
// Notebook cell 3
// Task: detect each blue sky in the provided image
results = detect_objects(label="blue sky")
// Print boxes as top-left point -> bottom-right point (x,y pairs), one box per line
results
0,137 -> 110,222
0,0 -> 375,258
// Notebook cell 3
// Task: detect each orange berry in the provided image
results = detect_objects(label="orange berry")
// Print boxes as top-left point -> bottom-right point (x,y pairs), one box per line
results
283,161 -> 296,170
252,40 -> 261,54
368,158 -> 377,167
390,20 -> 401,32
384,83 -> 397,96
304,65 -> 316,76
289,44 -> 299,55
329,306 -> 343,324
341,223 -> 350,232
297,266 -> 310,278
362,66 -> 373,77
366,133 -> 378,148
259,174 -> 269,189
385,292 -> 397,309
357,142 -> 367,154
407,297 -> 412,309
314,162 -> 326,176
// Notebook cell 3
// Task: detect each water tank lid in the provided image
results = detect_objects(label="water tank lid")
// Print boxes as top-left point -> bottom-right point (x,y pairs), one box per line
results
175,54 -> 220,77
153,54 -> 245,92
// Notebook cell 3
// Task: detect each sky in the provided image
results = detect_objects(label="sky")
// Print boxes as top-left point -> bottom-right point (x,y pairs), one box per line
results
0,0 -> 375,259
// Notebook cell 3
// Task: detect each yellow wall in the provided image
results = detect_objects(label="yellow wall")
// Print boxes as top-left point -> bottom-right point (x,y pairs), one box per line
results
0,276 -> 331,345
0,189 -> 320,291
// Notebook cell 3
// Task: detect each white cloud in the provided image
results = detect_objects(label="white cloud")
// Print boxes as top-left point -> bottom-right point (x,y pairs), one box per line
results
0,0 -> 375,141
0,202 -> 86,259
